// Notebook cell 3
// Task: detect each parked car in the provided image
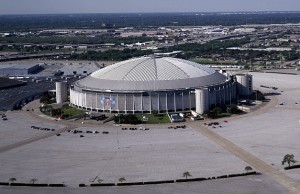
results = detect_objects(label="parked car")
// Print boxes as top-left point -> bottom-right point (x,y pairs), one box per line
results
191,115 -> 204,121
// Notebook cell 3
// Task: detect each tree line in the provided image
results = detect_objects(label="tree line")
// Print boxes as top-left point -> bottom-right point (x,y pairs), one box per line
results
0,36 -> 156,45
2,12 -> 300,32
69,49 -> 153,61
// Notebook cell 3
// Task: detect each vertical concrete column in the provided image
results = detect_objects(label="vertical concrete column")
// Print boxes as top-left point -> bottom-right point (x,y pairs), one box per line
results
125,94 -> 127,114
132,94 -> 135,114
166,93 -> 168,112
56,81 -> 68,103
195,88 -> 209,114
157,93 -> 160,113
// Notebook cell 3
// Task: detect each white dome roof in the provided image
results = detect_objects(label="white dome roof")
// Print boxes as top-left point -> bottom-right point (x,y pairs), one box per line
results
75,57 -> 226,92
91,57 -> 215,81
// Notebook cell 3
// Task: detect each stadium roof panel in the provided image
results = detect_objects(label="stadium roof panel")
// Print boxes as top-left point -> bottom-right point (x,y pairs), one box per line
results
91,57 -> 215,81
77,57 -> 226,91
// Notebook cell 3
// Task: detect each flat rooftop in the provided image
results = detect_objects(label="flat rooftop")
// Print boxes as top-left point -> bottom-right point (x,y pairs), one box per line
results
0,77 -> 25,89
0,63 -> 39,70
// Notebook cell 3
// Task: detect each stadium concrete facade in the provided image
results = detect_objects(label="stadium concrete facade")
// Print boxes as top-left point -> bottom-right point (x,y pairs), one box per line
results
70,57 -> 252,114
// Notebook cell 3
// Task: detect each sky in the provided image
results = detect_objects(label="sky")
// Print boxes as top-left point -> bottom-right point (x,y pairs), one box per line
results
1,0 -> 300,15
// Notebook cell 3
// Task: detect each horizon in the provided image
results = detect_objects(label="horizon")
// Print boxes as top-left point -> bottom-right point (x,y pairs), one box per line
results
1,0 -> 300,15
1,10 -> 300,16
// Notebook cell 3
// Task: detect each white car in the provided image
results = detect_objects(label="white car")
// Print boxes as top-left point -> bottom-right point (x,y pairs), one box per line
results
191,115 -> 204,121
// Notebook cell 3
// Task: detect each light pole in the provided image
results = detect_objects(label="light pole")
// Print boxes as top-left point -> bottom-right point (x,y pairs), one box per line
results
256,90 -> 258,101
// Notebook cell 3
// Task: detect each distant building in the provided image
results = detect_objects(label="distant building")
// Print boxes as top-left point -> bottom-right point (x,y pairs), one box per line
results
233,28 -> 256,33
0,77 -> 26,90
0,64 -> 41,76
120,32 -> 144,37
204,28 -> 227,35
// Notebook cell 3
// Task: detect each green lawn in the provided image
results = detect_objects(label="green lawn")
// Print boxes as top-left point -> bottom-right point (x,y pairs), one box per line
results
61,106 -> 85,118
135,113 -> 170,124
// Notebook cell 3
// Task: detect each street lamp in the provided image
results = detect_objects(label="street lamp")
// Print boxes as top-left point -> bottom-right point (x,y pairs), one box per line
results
142,116 -> 147,130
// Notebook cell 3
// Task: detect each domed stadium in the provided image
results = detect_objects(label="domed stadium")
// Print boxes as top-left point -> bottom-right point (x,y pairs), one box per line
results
70,56 -> 250,114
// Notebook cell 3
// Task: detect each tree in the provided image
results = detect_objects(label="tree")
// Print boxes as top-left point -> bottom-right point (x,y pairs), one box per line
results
40,105 -> 53,114
40,95 -> 50,104
209,107 -> 223,118
182,171 -> 192,179
282,154 -> 296,167
9,178 -> 17,183
118,177 -> 126,183
114,114 -> 139,124
125,114 -> 139,124
30,178 -> 38,184
245,166 -> 253,172
39,92 -> 53,104
51,108 -> 62,117
227,104 -> 238,114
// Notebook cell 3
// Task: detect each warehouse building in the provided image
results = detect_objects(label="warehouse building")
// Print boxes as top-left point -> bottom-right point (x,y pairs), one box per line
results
0,64 -> 41,76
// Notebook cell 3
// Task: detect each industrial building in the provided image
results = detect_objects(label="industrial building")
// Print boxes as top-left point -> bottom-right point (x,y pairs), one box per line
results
70,56 -> 252,114
0,64 -> 41,76
0,78 -> 55,111
0,77 -> 26,89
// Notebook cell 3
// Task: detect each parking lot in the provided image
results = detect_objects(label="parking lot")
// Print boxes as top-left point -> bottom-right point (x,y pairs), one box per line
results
0,122 -> 249,186
208,72 -> 300,181
0,111 -> 65,147
0,71 -> 299,193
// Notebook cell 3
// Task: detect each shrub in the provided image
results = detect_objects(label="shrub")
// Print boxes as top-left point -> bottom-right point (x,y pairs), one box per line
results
217,175 -> 228,179
245,166 -> 253,172
90,183 -> 115,186
114,114 -> 139,124
48,184 -> 65,187
284,164 -> 300,170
